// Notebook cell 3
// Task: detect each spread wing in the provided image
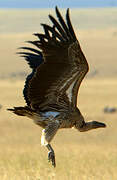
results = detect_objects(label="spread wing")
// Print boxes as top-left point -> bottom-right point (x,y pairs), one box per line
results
18,47 -> 43,106
20,7 -> 89,111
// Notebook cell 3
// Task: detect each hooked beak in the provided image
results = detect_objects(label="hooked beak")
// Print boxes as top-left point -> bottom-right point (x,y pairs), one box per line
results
92,121 -> 106,128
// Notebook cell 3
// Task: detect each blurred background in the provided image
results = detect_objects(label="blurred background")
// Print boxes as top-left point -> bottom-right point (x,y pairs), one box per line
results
0,0 -> 117,8
0,0 -> 117,78
0,1 -> 117,179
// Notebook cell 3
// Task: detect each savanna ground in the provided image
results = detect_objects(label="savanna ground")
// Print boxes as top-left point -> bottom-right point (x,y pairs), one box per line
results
0,8 -> 117,179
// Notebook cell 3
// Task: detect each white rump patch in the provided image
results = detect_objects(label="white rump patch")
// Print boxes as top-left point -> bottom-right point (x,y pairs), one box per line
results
41,111 -> 60,118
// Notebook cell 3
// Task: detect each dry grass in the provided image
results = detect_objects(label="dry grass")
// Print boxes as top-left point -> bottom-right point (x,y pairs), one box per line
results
0,7 -> 117,179
0,8 -> 117,78
0,79 -> 117,179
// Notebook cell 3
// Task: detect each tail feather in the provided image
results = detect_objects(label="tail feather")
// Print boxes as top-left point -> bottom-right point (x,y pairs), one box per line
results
7,106 -> 35,117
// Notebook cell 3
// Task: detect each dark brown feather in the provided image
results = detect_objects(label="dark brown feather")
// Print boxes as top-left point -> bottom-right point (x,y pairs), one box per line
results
24,7 -> 89,111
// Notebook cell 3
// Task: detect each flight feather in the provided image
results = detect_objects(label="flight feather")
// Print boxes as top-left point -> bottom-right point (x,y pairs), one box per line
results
19,6 -> 89,111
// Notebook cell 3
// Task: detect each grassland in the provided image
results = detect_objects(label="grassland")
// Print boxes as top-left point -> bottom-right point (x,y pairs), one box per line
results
0,8 -> 117,78
0,8 -> 117,179
0,79 -> 117,179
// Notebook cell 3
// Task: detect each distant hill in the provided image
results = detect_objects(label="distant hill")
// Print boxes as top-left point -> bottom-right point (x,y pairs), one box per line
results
0,0 -> 117,8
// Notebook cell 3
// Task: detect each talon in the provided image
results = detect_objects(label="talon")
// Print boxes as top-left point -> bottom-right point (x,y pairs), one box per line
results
48,151 -> 56,167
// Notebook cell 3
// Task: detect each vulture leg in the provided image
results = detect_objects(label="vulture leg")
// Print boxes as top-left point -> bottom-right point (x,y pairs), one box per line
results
41,120 -> 60,167
46,143 -> 56,167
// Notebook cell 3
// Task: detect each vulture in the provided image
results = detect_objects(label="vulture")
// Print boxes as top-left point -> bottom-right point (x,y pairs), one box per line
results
8,7 -> 106,167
